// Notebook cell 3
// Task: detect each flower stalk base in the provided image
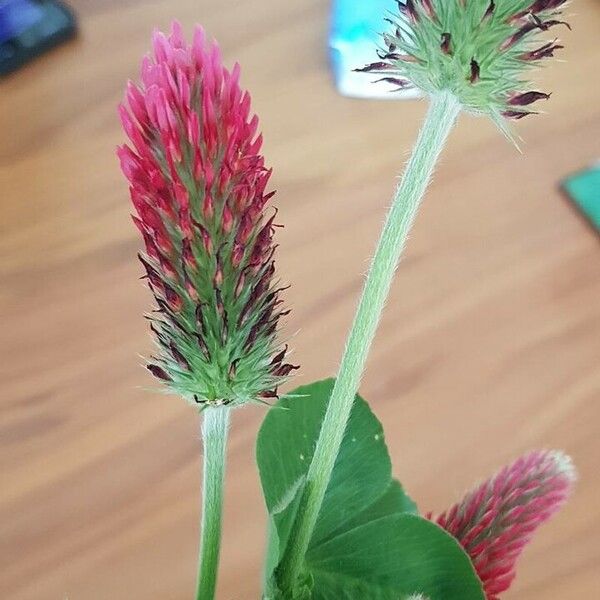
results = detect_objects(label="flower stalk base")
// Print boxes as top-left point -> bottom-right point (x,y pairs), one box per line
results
196,407 -> 230,600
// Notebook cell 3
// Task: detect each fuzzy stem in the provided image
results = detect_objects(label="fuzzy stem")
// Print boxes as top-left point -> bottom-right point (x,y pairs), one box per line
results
277,92 -> 461,593
196,406 -> 230,600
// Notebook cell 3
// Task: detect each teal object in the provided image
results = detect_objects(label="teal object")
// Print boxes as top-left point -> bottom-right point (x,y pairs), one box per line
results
562,164 -> 600,232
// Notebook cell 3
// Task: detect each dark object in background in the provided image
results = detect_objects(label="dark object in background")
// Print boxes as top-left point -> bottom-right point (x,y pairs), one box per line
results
0,0 -> 76,76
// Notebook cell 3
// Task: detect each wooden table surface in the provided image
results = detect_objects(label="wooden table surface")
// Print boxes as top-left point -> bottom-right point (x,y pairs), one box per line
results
1,1 -> 599,598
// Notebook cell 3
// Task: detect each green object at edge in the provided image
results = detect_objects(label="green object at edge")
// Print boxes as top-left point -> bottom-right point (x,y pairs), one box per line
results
563,165 -> 600,232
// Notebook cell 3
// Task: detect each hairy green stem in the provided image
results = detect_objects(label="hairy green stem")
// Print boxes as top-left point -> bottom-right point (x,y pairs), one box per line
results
277,92 -> 461,593
196,406 -> 230,600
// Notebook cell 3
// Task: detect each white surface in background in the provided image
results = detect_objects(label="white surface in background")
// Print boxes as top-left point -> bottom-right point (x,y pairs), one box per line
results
330,39 -> 422,100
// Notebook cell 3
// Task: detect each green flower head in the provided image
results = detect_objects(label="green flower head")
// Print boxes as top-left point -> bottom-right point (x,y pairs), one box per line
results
359,0 -> 570,126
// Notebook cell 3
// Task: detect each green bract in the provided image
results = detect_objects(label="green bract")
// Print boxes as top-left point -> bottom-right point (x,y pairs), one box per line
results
360,0 -> 570,125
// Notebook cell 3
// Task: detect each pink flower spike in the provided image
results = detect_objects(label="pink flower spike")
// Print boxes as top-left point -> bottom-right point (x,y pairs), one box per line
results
431,450 -> 576,600
169,20 -> 185,49
117,22 -> 295,406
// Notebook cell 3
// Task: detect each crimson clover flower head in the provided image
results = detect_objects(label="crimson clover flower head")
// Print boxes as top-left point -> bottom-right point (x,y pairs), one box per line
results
431,450 -> 576,599
360,0 -> 570,126
118,22 -> 297,407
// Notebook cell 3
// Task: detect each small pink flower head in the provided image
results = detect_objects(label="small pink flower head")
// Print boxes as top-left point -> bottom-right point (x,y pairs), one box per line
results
118,22 -> 296,407
431,450 -> 576,599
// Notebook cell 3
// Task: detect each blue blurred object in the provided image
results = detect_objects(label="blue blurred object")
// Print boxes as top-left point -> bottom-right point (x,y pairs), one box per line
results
0,0 -> 43,44
329,0 -> 419,99
0,0 -> 76,76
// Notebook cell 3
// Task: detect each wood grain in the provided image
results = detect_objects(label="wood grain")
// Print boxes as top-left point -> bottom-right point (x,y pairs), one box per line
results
1,1 -> 599,598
